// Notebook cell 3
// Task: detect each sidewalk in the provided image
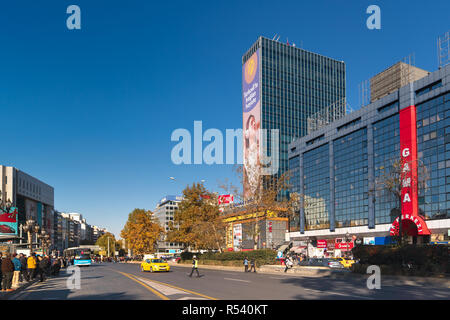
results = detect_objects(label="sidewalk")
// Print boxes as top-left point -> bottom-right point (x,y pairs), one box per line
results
0,277 -> 39,300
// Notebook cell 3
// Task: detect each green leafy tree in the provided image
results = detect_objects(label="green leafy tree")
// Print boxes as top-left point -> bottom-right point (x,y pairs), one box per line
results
96,232 -> 116,257
167,182 -> 225,252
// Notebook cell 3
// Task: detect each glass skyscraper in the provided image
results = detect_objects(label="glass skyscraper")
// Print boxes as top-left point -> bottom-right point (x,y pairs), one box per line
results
242,36 -> 346,198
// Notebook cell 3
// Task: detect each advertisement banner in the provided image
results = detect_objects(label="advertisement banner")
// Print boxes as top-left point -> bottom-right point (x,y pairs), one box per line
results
363,237 -> 375,245
243,49 -> 261,199
233,223 -> 242,250
218,194 -> 234,205
226,224 -> 233,249
0,207 -> 18,236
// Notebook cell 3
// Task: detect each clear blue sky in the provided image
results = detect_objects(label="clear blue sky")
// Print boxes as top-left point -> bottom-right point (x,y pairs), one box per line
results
1,1 -> 448,238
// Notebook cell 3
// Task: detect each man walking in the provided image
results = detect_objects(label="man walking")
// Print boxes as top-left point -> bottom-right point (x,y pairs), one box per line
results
243,257 -> 249,272
1,253 -> 15,291
188,255 -> 200,278
249,258 -> 256,273
27,253 -> 37,280
11,253 -> 21,289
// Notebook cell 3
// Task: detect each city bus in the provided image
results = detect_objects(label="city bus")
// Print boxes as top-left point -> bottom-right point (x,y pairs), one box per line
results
64,247 -> 92,267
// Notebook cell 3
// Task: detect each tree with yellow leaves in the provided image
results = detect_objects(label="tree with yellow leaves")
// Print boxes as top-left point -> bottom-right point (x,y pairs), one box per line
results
120,209 -> 164,255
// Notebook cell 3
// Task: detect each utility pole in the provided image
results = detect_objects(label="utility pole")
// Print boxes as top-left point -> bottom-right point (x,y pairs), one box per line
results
107,237 -> 110,257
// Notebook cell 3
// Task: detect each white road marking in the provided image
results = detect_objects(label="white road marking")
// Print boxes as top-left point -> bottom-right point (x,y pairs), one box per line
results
224,278 -> 251,283
303,287 -> 373,300
135,277 -> 186,296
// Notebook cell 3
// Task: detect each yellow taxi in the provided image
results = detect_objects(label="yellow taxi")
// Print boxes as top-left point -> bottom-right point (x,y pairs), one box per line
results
140,258 -> 171,272
335,257 -> 355,268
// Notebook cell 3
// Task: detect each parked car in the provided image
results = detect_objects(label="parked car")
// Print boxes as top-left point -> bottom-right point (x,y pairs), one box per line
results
327,259 -> 346,269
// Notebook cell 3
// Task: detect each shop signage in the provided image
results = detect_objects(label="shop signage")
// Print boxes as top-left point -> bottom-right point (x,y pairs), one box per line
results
363,237 -> 375,245
317,239 -> 327,248
335,242 -> 354,250
218,194 -> 234,205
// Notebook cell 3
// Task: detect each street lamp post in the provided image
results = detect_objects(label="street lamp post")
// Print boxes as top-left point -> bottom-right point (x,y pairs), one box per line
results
22,219 -> 40,253
345,231 -> 350,258
38,230 -> 51,255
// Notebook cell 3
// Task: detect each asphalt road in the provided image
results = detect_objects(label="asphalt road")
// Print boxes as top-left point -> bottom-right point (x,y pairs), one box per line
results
9,262 -> 450,300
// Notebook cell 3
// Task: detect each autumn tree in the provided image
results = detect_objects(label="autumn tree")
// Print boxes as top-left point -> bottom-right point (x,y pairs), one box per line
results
120,209 -> 164,255
167,182 -> 225,252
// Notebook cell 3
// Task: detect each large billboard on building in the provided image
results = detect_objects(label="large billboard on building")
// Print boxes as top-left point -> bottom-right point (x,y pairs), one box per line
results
0,207 -> 18,236
243,49 -> 261,199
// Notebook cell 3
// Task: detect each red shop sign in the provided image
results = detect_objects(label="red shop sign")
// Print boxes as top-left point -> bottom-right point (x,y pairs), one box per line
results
317,239 -> 327,248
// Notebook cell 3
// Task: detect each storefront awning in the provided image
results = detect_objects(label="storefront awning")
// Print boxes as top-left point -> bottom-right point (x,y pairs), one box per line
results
290,246 -> 306,253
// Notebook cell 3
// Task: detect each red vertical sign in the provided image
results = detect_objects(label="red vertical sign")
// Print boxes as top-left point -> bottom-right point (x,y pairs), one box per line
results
399,105 -> 419,218
390,105 -> 430,236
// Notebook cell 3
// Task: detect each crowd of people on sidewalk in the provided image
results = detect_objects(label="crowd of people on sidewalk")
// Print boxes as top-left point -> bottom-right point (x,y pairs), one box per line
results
0,252 -> 68,292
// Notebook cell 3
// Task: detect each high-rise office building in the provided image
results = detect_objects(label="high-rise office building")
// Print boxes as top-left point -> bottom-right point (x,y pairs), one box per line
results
242,36 -> 346,198
154,195 -> 184,255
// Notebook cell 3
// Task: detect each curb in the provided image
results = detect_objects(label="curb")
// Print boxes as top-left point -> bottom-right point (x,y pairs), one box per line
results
168,262 -> 351,277
0,279 -> 39,300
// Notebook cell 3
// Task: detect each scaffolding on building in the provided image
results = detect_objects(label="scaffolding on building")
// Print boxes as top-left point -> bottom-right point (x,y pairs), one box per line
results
306,98 -> 349,134
438,31 -> 450,68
